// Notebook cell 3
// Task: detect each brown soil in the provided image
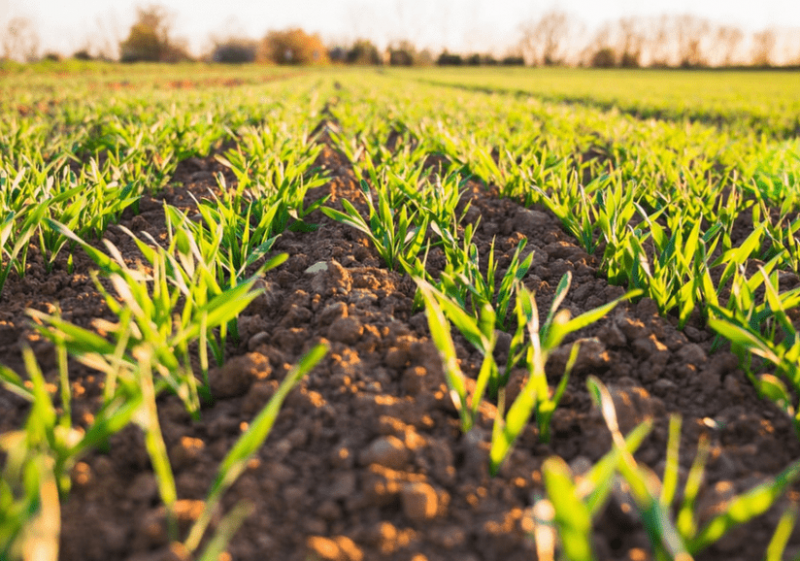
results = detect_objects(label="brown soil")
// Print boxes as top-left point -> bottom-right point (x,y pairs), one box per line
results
1,137 -> 799,561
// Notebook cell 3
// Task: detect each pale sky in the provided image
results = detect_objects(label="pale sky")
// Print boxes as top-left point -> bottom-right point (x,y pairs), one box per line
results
1,0 -> 797,58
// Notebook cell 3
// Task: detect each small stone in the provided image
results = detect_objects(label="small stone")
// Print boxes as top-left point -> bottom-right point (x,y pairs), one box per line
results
401,366 -> 426,396
676,343 -> 706,365
129,473 -> 158,503
684,326 -> 705,342
316,500 -> 342,521
461,428 -> 490,475
306,535 -> 364,561
724,374 -> 744,399
494,330 -> 512,362
326,261 -> 353,295
305,261 -> 329,275
384,346 -> 409,369
247,331 -> 270,352
190,170 -> 214,183
631,335 -> 668,360
328,317 -> 363,344
319,301 -> 348,325
514,209 -> 550,232
208,352 -> 271,398
360,436 -> 410,469
615,314 -> 648,340
597,323 -> 627,347
330,444 -> 354,469
401,482 -> 439,523
327,472 -> 357,499
635,297 -> 659,318
653,378 -> 677,393
169,436 -> 205,471
609,384 -> 655,433
569,456 -> 593,476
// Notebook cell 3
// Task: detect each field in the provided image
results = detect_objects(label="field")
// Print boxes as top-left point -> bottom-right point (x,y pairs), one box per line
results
2,64 -> 800,561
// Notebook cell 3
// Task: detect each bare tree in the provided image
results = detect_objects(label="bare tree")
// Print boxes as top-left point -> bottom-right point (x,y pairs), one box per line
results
675,14 -> 709,67
751,28 -> 776,66
646,15 -> 673,67
583,22 -> 616,67
519,10 -> 573,66
617,17 -> 644,67
711,25 -> 743,66
1,17 -> 40,61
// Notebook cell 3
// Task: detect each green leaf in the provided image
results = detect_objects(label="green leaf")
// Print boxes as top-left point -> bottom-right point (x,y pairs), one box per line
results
690,459 -> 800,553
542,457 -> 597,561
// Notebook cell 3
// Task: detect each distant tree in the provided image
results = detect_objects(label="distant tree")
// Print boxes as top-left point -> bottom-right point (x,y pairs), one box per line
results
501,55 -> 525,66
591,47 -> 617,68
713,25 -> 743,66
676,15 -> 709,67
437,51 -> 463,66
1,17 -> 40,62
416,49 -> 434,66
72,49 -> 94,61
120,5 -> 190,62
211,38 -> 257,63
346,39 -> 381,65
646,15 -> 673,67
751,28 -> 776,67
519,10 -> 574,66
465,53 -> 482,66
388,40 -> 417,66
583,22 -> 613,67
259,28 -> 328,65
328,45 -> 347,63
617,17 -> 644,67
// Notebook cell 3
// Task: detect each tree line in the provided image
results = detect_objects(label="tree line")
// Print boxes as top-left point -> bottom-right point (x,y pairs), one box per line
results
1,5 -> 797,68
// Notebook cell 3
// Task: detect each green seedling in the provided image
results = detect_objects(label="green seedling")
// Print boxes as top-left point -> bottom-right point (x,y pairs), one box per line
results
417,280 -> 497,433
709,268 -> 800,433
587,375 -> 800,558
322,179 -> 429,271
490,277 -> 635,474
534,420 -> 653,561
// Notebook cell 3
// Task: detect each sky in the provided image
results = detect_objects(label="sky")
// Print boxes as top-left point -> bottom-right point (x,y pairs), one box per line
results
1,0 -> 798,58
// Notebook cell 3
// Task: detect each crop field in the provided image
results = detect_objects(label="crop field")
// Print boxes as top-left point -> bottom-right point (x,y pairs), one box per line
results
1,65 -> 800,561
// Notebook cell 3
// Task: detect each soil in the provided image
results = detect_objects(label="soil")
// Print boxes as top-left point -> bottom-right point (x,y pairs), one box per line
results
2,129 -> 799,561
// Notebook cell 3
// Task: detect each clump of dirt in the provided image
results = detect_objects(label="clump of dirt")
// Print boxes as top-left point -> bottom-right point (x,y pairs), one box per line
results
1,140 -> 799,561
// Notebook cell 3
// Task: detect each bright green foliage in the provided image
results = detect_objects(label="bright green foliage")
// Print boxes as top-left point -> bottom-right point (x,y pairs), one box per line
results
581,376 -> 800,560
323,179 -> 429,271
418,271 -> 634,474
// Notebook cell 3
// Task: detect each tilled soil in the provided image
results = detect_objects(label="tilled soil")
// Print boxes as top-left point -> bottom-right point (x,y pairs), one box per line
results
2,141 -> 800,561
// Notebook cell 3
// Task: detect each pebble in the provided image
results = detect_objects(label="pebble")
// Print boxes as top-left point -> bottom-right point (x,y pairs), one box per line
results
169,436 -> 205,471
319,301 -> 348,325
514,208 -> 550,232
208,352 -> 271,398
247,331 -> 270,352
401,366 -> 427,396
328,317 -> 363,344
305,261 -> 329,275
676,343 -> 707,365
306,535 -> 364,561
401,482 -> 439,523
608,384 -> 655,433
359,436 -> 410,469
